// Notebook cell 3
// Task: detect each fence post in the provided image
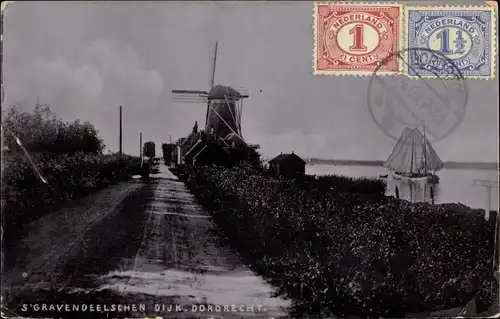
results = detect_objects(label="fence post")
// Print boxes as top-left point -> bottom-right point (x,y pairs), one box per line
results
119,106 -> 123,157
473,179 -> 498,221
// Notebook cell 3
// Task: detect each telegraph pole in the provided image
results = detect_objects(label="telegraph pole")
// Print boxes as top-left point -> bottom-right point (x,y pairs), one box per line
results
140,132 -> 143,160
119,106 -> 123,157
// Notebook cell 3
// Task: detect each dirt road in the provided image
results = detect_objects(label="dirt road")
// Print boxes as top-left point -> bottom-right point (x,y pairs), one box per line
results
2,168 -> 289,319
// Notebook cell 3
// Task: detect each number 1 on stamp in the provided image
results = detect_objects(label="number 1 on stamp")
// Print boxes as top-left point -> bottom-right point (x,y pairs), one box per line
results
313,2 -> 403,76
349,24 -> 368,51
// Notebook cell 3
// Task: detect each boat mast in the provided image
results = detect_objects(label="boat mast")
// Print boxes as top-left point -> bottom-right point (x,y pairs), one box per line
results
410,131 -> 415,174
423,123 -> 428,172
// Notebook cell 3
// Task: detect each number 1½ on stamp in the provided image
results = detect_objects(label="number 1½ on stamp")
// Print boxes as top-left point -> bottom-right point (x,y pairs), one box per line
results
313,2 -> 403,76
405,2 -> 498,79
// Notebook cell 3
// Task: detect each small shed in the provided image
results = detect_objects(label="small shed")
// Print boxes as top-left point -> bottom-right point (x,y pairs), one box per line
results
268,152 -> 306,179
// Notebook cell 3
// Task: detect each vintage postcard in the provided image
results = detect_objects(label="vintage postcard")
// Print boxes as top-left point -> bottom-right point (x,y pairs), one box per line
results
313,2 -> 404,76
1,1 -> 499,319
405,2 -> 498,79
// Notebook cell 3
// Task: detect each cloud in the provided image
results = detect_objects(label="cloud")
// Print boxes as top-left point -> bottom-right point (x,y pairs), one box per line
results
245,124 -> 330,159
2,2 -> 497,161
4,37 -> 164,117
73,65 -> 103,100
78,39 -> 165,111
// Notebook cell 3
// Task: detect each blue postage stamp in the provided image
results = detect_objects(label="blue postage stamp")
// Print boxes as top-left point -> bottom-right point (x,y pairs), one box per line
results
406,5 -> 497,78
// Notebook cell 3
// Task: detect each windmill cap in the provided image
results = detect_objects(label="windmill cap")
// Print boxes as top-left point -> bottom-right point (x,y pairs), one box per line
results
208,85 -> 241,100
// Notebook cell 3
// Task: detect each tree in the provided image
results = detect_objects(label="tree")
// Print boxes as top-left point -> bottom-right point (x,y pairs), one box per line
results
2,103 -> 104,155
143,141 -> 156,158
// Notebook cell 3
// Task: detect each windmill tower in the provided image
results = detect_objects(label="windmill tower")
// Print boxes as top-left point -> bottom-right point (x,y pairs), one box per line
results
172,42 -> 249,140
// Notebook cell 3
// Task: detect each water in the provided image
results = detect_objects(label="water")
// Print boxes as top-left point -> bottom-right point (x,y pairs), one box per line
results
306,164 -> 499,210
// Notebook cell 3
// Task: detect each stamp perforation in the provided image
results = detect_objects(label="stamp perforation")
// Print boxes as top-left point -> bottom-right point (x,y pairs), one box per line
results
406,11 -> 493,77
404,2 -> 498,80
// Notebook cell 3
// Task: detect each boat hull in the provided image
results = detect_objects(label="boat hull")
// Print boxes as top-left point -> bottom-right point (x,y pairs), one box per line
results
393,173 -> 429,181
392,172 -> 440,183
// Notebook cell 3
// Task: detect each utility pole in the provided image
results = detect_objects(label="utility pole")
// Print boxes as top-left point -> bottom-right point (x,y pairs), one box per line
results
140,132 -> 143,160
119,106 -> 123,157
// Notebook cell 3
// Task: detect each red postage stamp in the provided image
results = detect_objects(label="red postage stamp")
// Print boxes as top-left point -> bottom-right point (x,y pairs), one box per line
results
313,2 -> 403,76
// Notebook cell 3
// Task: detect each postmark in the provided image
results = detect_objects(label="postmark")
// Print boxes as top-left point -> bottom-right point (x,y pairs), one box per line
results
405,3 -> 498,79
367,48 -> 468,143
313,2 -> 403,76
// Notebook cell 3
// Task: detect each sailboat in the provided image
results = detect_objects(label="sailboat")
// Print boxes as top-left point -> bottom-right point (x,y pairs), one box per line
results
384,125 -> 443,183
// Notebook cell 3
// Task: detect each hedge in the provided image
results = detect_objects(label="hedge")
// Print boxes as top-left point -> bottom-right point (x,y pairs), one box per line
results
2,152 -> 141,232
1,104 -> 144,242
177,165 -> 496,318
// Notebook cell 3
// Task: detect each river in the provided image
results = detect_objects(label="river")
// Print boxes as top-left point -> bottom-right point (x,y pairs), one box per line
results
306,164 -> 499,211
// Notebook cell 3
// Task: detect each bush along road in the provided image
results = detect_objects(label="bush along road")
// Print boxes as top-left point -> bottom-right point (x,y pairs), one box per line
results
172,165 -> 498,318
1,104 -> 142,244
1,168 -> 289,319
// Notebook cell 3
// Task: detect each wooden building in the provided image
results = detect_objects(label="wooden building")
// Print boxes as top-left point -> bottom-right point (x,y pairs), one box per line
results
268,152 -> 306,179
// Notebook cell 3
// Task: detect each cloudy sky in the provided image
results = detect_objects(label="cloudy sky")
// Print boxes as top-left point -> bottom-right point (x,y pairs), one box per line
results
2,1 -> 498,161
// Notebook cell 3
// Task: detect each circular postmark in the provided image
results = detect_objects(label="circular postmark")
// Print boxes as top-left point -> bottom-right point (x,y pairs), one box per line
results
367,48 -> 468,143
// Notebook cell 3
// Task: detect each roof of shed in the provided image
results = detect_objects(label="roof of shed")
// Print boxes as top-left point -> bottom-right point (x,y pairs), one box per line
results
269,152 -> 306,164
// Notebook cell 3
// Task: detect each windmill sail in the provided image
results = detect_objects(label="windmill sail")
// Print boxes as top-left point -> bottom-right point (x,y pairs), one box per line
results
384,128 -> 443,174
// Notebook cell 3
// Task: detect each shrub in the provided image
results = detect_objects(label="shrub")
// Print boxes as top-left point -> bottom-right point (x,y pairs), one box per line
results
2,104 -> 104,155
2,152 -> 141,229
304,174 -> 387,195
1,104 -> 141,240
143,141 -> 156,159
175,166 -> 496,317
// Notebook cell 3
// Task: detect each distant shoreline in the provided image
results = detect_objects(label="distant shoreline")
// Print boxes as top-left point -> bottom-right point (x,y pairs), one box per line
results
310,159 -> 498,171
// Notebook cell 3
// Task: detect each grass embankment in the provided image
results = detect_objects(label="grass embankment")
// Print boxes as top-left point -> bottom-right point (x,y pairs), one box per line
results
172,165 -> 497,318
1,105 -> 142,242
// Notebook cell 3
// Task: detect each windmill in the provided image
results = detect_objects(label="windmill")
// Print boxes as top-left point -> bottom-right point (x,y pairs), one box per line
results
172,41 -> 249,140
170,42 -> 260,167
